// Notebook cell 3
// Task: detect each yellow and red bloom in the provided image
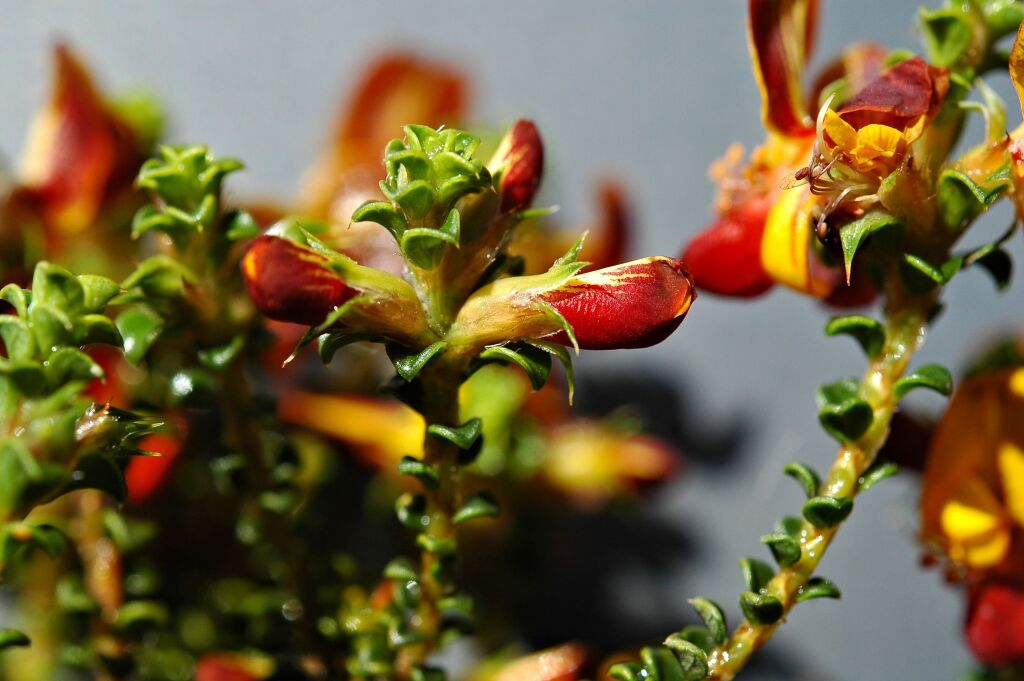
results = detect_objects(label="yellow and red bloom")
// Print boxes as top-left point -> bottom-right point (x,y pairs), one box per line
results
19,44 -> 144,244
683,0 -> 949,302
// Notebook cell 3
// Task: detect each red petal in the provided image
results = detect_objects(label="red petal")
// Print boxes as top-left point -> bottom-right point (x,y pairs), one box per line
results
542,257 -> 695,350
125,433 -> 181,505
496,119 -> 544,213
241,236 -> 355,326
966,580 -> 1024,666
749,0 -> 819,136
837,56 -> 949,130
681,198 -> 774,298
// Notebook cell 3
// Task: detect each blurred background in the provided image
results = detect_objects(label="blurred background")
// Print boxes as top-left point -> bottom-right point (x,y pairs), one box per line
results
2,1 -> 1021,679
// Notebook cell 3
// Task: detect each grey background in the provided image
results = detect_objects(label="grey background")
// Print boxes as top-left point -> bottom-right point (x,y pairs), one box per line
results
2,2 -> 1021,679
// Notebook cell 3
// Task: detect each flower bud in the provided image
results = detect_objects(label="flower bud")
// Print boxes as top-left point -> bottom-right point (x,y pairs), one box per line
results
682,197 -> 774,298
242,235 -> 355,326
451,256 -> 695,351
489,119 -> 544,213
965,580 -> 1024,666
195,654 -> 267,681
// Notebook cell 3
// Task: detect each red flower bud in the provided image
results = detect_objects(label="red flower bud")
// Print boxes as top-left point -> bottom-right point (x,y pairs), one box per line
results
542,257 -> 696,349
195,655 -> 260,681
966,580 -> 1024,666
492,119 -> 544,213
241,235 -> 355,326
125,433 -> 182,505
681,198 -> 774,298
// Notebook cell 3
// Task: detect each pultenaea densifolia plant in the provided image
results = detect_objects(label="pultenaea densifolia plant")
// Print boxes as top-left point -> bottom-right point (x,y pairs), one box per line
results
605,1 -> 1024,680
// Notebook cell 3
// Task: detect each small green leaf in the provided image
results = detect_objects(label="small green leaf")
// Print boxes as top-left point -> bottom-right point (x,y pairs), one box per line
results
73,314 -> 122,347
688,598 -> 726,645
453,492 -> 499,524
894,364 -> 953,398
415,533 -> 456,555
973,247 -> 1013,291
640,646 -> 687,681
824,315 -> 885,358
427,418 -> 482,451
858,462 -> 899,493
224,210 -> 260,241
479,343 -> 552,390
797,576 -> 841,602
739,591 -> 784,625
900,254 -> 947,294
392,180 -> 436,220
383,557 -> 418,581
662,637 -> 710,681
29,303 -> 73,356
77,275 -> 120,313
318,331 -> 379,364
740,557 -> 775,593
920,7 -> 973,67
114,600 -> 169,631
56,575 -> 99,614
527,340 -> 576,403
400,209 -> 460,269
397,456 -> 440,490
62,452 -> 128,503
778,515 -> 805,538
0,629 -> 30,650
393,341 -> 447,382
351,201 -> 409,240
676,626 -> 716,654
32,262 -> 84,314
43,348 -> 104,386
121,255 -> 196,299
395,494 -> 429,530
608,662 -> 645,681
0,317 -> 35,362
802,496 -> 853,529
937,166 -> 1011,231
782,462 -> 820,498
818,399 -> 873,443
0,284 -> 29,317
197,335 -> 246,371
760,533 -> 802,568
838,211 -> 903,283
115,307 -> 164,365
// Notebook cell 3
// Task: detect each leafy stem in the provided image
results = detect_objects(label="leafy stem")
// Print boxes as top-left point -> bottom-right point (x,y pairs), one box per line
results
705,279 -> 933,681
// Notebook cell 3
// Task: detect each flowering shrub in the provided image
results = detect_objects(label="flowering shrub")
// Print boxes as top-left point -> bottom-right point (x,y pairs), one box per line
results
1,1 -> 1024,680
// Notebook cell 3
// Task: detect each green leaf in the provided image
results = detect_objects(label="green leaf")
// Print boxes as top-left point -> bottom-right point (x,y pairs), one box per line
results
0,284 -> 29,317
427,418 -> 482,451
115,307 -> 164,364
662,637 -> 710,681
351,201 -> 409,240
802,496 -> 853,529
3,361 -> 47,398
395,493 -> 429,530
61,452 -> 128,503
778,515 -> 805,538
479,343 -> 552,390
920,7 -> 973,67
2,522 -> 68,568
894,364 -> 953,398
797,576 -> 841,602
76,275 -> 120,313
391,180 -> 436,220
640,646 -> 687,681
0,440 -> 63,518
397,456 -> 440,490
608,663 -> 645,681
739,591 -> 784,625
900,254 -> 947,294
0,629 -> 30,650
816,378 -> 872,443
740,557 -> 775,593
675,626 -> 716,654
224,210 -> 260,240
197,335 -> 246,371
121,255 -> 196,299
858,462 -> 899,493
114,600 -> 169,631
0,317 -> 35,362
453,492 -> 499,524
761,533 -> 802,568
838,211 -> 903,283
972,247 -> 1013,291
401,208 -> 460,269
73,314 -> 123,347
43,348 -> 104,386
782,462 -> 820,498
56,575 -> 99,614
32,262 -> 84,314
383,557 -> 418,581
526,339 -> 576,403
29,303 -> 73,356
318,331 -> 379,364
416,533 -> 456,555
937,166 -> 1011,231
393,341 -> 448,382
688,598 -> 726,645
824,315 -> 885,358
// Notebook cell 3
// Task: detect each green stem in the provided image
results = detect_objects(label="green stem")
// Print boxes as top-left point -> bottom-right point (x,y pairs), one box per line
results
706,284 -> 932,681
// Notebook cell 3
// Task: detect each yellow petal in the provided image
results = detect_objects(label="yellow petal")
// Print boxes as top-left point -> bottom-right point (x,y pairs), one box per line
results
952,526 -> 1012,569
940,476 -> 1006,541
998,441 -> 1024,527
823,109 -> 858,149
761,188 -> 834,297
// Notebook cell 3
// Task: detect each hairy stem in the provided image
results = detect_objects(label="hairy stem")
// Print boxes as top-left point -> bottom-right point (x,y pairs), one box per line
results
706,284 -> 932,681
